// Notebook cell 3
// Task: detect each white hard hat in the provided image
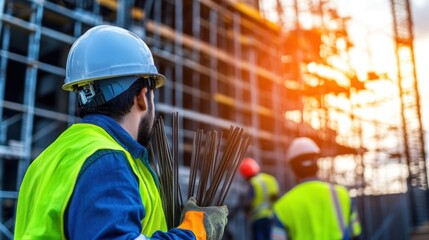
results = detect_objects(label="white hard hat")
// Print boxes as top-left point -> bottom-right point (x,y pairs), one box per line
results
285,137 -> 320,162
63,25 -> 166,92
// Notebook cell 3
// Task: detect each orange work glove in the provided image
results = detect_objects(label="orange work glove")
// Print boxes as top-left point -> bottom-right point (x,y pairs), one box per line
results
178,197 -> 228,240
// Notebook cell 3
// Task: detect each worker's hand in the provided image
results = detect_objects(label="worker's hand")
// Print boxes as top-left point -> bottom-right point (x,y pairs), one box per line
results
177,197 -> 228,240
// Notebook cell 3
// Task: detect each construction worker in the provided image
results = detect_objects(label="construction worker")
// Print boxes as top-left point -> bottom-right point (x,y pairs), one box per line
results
14,25 -> 228,240
239,157 -> 279,240
271,137 -> 362,240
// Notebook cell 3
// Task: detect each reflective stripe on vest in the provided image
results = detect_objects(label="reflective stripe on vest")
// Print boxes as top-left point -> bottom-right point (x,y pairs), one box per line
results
273,180 -> 352,240
250,173 -> 279,220
329,184 -> 348,240
250,176 -> 270,218
15,123 -> 167,239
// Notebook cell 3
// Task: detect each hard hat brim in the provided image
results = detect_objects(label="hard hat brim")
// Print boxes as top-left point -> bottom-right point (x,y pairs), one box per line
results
62,73 -> 166,92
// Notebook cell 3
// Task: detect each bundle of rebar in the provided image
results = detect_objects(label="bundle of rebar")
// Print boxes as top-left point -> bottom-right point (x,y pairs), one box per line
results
150,113 -> 182,229
188,126 -> 250,206
150,112 -> 250,229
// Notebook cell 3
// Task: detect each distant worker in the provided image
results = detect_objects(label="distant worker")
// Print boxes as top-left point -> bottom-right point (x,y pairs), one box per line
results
271,137 -> 362,240
15,25 -> 228,240
239,157 -> 279,240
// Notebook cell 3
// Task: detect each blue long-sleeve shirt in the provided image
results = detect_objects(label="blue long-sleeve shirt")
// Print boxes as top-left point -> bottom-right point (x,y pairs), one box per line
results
65,114 -> 194,240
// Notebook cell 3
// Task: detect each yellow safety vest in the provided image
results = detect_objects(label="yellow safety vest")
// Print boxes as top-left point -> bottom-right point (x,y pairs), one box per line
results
273,180 -> 361,240
250,173 -> 279,220
15,123 -> 167,239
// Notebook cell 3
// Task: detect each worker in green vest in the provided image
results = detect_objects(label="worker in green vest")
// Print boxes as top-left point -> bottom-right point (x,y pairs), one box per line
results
239,157 -> 279,240
271,137 -> 362,240
15,25 -> 228,240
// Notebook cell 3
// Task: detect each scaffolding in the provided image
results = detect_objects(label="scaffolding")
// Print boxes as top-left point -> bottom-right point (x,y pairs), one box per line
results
390,0 -> 428,227
265,0 -> 367,189
262,0 -> 425,238
0,0 -> 426,239
0,0 -> 326,238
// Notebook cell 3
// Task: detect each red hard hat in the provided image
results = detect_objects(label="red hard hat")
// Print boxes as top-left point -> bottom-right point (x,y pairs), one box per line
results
239,157 -> 260,178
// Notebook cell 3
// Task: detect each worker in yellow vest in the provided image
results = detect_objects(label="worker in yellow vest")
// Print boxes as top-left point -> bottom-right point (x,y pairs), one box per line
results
239,157 -> 279,240
271,137 -> 362,240
15,25 -> 228,240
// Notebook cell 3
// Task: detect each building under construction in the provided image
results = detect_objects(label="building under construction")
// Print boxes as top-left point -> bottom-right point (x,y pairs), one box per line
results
0,0 -> 427,239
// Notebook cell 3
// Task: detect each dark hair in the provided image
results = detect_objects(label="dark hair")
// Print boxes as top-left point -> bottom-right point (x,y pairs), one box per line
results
78,78 -> 153,120
289,153 -> 319,179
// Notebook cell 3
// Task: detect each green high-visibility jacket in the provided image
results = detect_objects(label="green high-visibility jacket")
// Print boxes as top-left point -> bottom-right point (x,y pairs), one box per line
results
250,173 -> 279,220
273,180 -> 361,240
15,123 -> 167,239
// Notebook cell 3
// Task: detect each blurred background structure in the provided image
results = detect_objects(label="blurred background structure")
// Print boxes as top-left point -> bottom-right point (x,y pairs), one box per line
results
0,0 -> 428,239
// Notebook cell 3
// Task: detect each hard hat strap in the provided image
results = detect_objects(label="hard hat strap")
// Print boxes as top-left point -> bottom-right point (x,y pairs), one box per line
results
78,83 -> 106,108
78,84 -> 97,106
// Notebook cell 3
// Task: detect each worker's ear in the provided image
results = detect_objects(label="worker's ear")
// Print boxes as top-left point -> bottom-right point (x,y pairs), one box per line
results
136,87 -> 148,111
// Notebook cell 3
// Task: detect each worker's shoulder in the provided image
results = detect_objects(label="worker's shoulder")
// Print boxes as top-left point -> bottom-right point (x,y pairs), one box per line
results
79,149 -> 130,177
332,184 -> 350,199
333,183 -> 348,191
285,180 -> 327,196
258,172 -> 278,181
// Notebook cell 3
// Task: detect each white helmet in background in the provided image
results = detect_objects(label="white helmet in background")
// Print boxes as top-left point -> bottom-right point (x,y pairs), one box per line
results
285,137 -> 320,164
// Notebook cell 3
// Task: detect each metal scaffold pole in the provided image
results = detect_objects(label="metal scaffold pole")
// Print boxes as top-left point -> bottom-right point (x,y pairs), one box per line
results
390,0 -> 428,227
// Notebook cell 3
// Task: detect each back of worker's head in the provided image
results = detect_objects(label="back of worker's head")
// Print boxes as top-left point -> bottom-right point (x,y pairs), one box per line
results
239,157 -> 260,179
63,25 -> 166,119
286,137 -> 320,179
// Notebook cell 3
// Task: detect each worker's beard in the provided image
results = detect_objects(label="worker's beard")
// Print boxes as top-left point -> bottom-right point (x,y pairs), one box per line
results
137,96 -> 155,148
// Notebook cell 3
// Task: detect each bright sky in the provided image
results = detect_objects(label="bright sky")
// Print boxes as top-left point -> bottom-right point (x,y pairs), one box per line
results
338,0 -> 429,127
327,0 -> 429,193
338,0 -> 429,191
338,0 -> 429,161
259,0 -> 429,193
411,0 -> 429,150
260,0 -> 429,134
